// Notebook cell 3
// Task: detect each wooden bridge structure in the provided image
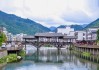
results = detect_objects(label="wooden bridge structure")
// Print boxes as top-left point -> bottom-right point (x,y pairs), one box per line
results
22,33 -> 76,52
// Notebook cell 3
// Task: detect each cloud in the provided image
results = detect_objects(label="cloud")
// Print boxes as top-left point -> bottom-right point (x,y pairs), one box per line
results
0,0 -> 99,27
62,11 -> 92,23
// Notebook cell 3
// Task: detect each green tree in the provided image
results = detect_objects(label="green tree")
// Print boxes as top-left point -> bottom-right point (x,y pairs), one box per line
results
0,32 -> 7,46
97,29 -> 99,45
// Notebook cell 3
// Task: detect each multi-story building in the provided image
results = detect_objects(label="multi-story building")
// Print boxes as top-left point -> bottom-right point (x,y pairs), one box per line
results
15,33 -> 27,42
57,25 -> 99,42
87,27 -> 99,41
57,26 -> 77,43
75,31 -> 86,41
7,33 -> 13,41
76,27 -> 99,41
57,26 -> 75,36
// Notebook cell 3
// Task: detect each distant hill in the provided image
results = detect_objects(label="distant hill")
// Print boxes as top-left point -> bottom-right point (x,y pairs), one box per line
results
57,25 -> 66,28
85,18 -> 99,29
81,24 -> 88,28
0,11 -> 50,35
71,25 -> 83,31
53,25 -> 83,32
49,26 -> 57,32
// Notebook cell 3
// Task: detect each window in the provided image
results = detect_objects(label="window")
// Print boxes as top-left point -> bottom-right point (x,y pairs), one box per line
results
83,37 -> 85,40
83,33 -> 85,36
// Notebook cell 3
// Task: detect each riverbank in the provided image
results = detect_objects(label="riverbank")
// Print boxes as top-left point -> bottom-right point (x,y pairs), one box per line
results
0,63 -> 7,70
73,44 -> 99,63
0,49 -> 25,69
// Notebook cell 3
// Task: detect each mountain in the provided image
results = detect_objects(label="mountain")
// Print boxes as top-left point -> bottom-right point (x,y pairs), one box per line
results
54,25 -> 83,32
57,25 -> 66,28
52,25 -> 83,32
71,25 -> 83,31
0,11 -> 50,35
49,26 -> 57,32
85,18 -> 99,29
81,24 -> 88,28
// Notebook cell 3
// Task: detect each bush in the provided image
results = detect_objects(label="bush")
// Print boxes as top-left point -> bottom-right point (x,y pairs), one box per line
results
82,52 -> 91,57
6,54 -> 17,63
45,44 -> 52,47
0,32 -> 7,46
18,50 -> 25,57
69,47 -> 73,50
0,54 -> 22,64
0,56 -> 6,64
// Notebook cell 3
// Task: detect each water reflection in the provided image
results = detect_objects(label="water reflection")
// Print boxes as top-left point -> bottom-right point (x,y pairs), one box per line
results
2,46 -> 99,70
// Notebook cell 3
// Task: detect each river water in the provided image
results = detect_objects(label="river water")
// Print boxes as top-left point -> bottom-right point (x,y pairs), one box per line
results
2,46 -> 99,70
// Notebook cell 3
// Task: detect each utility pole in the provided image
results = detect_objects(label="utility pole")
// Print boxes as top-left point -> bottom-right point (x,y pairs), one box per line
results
86,29 -> 88,41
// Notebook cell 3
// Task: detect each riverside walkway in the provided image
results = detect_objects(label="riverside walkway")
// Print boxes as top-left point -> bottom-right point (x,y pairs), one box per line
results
74,43 -> 99,49
74,43 -> 99,55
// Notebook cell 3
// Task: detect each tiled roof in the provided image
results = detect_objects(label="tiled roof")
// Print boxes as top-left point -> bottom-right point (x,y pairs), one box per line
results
35,33 -> 63,37
23,36 -> 35,39
64,35 -> 77,39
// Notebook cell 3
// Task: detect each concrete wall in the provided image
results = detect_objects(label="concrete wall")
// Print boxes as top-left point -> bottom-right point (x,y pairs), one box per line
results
0,50 -> 7,58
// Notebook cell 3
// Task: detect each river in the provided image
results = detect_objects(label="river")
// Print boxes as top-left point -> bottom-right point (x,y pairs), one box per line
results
2,45 -> 99,70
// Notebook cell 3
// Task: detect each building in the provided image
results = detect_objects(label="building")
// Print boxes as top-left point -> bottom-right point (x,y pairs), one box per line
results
3,27 -> 8,35
57,26 -> 75,36
0,27 -> 8,35
7,33 -> 13,41
14,33 -> 27,42
76,27 -> 99,41
75,31 -> 86,41
87,27 -> 99,41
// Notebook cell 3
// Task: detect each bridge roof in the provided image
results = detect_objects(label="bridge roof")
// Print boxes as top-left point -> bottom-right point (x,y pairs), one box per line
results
35,33 -> 63,37
23,36 -> 35,39
64,36 -> 77,39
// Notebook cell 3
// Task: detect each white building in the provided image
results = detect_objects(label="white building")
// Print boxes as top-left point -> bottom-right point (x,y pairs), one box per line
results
3,27 -> 8,35
57,26 -> 75,36
76,27 -> 99,41
87,27 -> 99,41
75,31 -> 86,41
7,33 -> 14,41
0,27 -> 8,36
15,33 -> 27,42
6,32 -> 27,42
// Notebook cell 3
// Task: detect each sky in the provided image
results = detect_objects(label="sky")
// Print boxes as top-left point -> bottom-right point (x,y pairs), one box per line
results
0,0 -> 99,27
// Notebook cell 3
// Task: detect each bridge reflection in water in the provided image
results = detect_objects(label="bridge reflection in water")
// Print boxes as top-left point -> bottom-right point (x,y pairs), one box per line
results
24,46 -> 73,63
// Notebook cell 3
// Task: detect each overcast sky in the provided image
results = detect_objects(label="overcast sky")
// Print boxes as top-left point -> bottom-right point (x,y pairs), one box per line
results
0,0 -> 99,27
